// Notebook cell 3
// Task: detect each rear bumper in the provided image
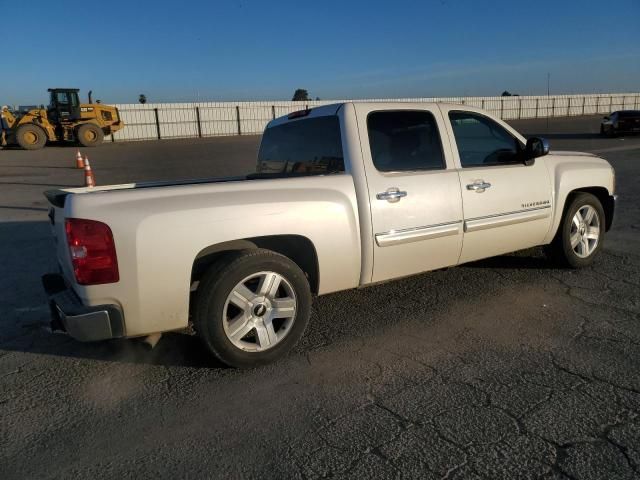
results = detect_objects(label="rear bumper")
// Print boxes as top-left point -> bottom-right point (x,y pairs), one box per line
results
42,273 -> 124,342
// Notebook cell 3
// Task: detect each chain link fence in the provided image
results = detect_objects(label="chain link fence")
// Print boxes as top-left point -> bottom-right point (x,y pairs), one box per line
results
108,93 -> 640,142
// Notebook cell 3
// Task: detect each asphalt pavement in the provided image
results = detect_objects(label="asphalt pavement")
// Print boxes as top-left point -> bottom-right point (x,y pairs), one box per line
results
1,115 -> 639,479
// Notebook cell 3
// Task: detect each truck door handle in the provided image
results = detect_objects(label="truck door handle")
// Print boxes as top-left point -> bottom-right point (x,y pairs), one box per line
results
376,188 -> 407,203
466,181 -> 491,192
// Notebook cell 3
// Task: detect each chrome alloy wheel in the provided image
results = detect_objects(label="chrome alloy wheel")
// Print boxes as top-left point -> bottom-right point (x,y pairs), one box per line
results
222,271 -> 297,352
571,205 -> 601,258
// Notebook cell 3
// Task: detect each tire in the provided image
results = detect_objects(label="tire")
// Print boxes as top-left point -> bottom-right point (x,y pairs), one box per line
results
76,123 -> 104,147
16,124 -> 47,150
547,192 -> 605,268
194,249 -> 312,368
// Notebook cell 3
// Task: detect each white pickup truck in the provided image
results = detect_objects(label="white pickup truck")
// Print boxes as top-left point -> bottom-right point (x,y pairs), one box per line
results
43,102 -> 617,367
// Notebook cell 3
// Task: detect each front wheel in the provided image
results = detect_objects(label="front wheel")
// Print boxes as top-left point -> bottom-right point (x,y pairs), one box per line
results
194,249 -> 312,368
16,124 -> 47,150
547,192 -> 605,268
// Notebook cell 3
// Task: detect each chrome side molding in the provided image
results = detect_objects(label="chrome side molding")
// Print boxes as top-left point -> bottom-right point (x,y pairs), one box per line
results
375,221 -> 462,247
465,206 -> 551,233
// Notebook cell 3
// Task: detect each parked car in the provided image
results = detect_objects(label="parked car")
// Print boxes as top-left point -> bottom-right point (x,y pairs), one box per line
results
601,110 -> 640,137
43,102 -> 617,367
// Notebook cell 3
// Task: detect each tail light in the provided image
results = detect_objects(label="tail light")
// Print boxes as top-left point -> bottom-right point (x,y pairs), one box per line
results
65,218 -> 119,285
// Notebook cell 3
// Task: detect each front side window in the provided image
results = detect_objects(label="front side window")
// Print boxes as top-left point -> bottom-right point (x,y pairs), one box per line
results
257,116 -> 344,175
449,111 -> 522,167
367,110 -> 445,172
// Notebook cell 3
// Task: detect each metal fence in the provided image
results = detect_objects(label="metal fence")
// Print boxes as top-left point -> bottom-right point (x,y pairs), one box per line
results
107,93 -> 640,142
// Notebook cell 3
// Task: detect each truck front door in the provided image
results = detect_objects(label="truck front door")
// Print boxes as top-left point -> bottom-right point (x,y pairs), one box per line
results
440,107 -> 553,264
354,104 -> 464,283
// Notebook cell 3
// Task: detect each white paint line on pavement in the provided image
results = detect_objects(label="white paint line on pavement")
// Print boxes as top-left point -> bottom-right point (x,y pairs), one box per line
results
589,144 -> 640,154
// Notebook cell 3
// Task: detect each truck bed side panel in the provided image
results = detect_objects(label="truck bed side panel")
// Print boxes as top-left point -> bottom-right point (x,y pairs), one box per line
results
63,175 -> 360,337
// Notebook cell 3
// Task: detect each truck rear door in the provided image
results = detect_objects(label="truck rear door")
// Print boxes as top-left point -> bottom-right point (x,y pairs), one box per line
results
354,104 -> 464,283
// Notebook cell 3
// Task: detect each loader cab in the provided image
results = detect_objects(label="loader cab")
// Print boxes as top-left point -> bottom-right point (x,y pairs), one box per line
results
47,88 -> 81,123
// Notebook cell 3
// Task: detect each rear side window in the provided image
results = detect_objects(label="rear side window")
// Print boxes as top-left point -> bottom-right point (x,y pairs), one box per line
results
367,111 -> 445,172
257,116 -> 344,175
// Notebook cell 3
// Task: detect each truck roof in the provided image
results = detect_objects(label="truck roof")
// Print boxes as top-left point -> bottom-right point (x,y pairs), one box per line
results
268,101 -> 472,128
47,88 -> 80,93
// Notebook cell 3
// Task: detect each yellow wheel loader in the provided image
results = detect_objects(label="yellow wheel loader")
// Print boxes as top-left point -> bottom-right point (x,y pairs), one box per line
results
1,89 -> 124,150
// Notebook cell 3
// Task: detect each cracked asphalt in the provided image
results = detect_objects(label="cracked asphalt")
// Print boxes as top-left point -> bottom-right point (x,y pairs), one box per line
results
1,115 -> 639,479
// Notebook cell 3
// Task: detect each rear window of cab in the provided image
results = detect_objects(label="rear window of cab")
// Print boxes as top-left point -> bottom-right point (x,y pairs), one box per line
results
257,116 -> 345,175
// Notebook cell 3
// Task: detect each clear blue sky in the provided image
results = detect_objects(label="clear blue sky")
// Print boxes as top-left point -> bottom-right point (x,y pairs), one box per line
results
5,0 -> 640,104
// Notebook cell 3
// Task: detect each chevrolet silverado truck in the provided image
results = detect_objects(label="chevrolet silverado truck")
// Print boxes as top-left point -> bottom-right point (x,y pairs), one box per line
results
43,102 -> 617,367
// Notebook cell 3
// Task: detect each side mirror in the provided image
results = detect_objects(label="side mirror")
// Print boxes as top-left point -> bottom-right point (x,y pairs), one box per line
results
524,137 -> 549,165
603,115 -> 610,121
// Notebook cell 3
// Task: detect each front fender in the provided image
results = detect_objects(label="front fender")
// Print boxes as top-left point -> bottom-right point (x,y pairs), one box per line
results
543,153 -> 614,243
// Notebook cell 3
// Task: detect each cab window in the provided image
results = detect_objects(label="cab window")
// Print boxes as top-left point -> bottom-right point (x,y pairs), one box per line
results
449,111 -> 522,167
367,110 -> 445,172
257,116 -> 344,176
56,92 -> 70,105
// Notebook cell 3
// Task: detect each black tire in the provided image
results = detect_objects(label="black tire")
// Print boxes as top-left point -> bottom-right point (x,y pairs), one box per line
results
547,192 -> 605,268
194,249 -> 312,368
16,124 -> 47,150
76,123 -> 104,147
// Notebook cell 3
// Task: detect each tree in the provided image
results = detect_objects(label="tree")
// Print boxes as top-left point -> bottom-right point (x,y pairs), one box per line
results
138,94 -> 147,104
292,89 -> 310,101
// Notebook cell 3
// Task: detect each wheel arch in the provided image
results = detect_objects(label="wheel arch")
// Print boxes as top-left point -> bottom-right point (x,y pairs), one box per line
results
75,120 -> 103,131
190,235 -> 320,294
550,186 -> 614,241
570,187 -> 615,232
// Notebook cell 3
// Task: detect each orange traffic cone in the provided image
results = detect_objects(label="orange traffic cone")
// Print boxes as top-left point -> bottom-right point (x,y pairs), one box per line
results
83,156 -> 95,187
75,150 -> 84,169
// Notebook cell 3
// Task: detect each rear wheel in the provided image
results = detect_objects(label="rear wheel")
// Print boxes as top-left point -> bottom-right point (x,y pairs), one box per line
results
77,123 -> 104,147
547,192 -> 605,268
194,249 -> 312,368
16,124 -> 47,150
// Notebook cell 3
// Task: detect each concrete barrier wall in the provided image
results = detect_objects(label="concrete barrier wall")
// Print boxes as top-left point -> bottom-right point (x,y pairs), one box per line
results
108,93 -> 640,142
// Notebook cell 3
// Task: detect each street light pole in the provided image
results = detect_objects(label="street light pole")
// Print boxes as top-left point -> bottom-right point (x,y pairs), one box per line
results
546,73 -> 551,132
